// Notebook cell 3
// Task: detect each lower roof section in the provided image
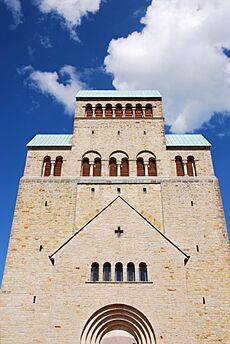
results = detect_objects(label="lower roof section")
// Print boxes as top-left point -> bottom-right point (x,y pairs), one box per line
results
27,134 -> 211,148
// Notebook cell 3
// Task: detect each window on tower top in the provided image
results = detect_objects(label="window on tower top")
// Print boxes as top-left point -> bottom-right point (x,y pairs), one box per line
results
105,104 -> 113,117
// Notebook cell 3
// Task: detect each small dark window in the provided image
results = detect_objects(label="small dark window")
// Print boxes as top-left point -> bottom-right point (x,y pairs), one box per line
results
43,156 -> 51,177
127,263 -> 135,282
145,104 -> 153,118
121,157 -> 129,176
202,297 -> 206,304
45,201 -> 48,207
86,104 -> 93,118
196,245 -> 199,252
54,156 -> 63,176
95,103 -> 103,117
93,157 -> 101,176
175,156 -> 184,176
33,296 -> 36,304
191,201 -> 194,207
115,104 -> 123,117
143,187 -> 147,193
82,158 -> 90,176
109,157 -> 117,176
91,262 -> 99,282
144,131 -> 146,135
118,130 -> 120,135
115,263 -> 123,282
103,262 -> 111,281
39,245 -> 43,252
92,130 -> 94,134
139,262 -> 148,282
187,156 -> 196,176
137,157 -> 145,176
91,188 -> 95,194
135,104 -> 143,118
105,104 -> 113,118
117,188 -> 121,194
148,157 -> 157,176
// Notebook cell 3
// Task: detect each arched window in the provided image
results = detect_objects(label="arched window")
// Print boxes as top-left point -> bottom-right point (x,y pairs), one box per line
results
145,104 -> 153,118
127,263 -> 135,282
105,104 -> 113,118
135,104 -> 143,118
93,157 -> 101,176
115,103 -> 123,118
103,262 -> 111,281
91,262 -> 99,282
175,156 -> 184,176
139,263 -> 148,282
148,157 -> 157,176
121,157 -> 129,176
82,157 -> 90,176
86,104 -> 93,118
53,156 -> 63,176
115,263 -> 123,282
95,103 -> 103,118
43,156 -> 51,177
187,156 -> 196,176
137,157 -> 145,176
125,104 -> 133,118
109,157 -> 117,176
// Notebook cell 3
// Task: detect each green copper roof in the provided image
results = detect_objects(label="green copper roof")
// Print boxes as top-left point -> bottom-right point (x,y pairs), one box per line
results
165,134 -> 211,147
76,90 -> 162,98
27,134 -> 211,148
27,134 -> 72,147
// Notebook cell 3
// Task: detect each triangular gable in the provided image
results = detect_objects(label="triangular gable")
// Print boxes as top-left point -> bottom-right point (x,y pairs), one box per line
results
48,196 -> 190,266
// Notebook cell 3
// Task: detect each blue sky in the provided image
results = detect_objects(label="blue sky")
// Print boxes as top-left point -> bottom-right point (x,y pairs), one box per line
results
0,0 -> 229,286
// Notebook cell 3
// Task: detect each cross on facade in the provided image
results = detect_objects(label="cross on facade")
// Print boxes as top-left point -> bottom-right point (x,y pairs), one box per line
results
114,227 -> 124,237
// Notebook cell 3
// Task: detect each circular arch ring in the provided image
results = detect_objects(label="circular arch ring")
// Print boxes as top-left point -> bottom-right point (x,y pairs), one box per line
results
80,303 -> 156,344
82,151 -> 102,159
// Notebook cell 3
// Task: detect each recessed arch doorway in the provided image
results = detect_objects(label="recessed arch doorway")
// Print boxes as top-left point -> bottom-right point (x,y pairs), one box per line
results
80,304 -> 156,344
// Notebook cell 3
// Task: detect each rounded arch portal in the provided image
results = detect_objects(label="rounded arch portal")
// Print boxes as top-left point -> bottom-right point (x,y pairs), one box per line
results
80,304 -> 156,344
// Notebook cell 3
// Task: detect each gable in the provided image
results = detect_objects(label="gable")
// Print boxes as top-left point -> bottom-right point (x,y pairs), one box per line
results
50,196 -> 190,267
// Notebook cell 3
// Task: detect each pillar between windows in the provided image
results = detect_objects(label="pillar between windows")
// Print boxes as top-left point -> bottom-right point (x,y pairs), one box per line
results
89,162 -> 94,176
144,161 -> 148,176
117,161 -> 121,176
50,163 -> 55,176
99,263 -> 103,282
183,161 -> 188,176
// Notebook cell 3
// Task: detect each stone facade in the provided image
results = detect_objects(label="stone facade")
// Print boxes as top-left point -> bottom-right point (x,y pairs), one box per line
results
1,91 -> 229,344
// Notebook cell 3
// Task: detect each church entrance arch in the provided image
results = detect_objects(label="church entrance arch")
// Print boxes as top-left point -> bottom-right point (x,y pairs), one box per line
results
80,304 -> 156,344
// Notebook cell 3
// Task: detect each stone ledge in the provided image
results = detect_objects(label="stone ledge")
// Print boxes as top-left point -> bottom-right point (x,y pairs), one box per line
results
20,176 -> 217,184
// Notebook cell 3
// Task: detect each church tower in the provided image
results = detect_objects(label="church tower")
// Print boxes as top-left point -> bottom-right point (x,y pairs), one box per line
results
1,90 -> 229,344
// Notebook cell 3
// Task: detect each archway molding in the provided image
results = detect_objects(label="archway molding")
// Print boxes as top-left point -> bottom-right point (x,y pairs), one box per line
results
80,303 -> 156,344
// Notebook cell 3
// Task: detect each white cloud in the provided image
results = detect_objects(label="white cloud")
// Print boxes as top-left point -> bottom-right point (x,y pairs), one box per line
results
35,0 -> 102,40
3,0 -> 23,27
104,0 -> 230,133
22,65 -> 85,114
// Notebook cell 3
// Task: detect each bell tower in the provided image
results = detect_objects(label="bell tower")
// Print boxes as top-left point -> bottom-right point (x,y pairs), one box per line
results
1,90 -> 229,344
